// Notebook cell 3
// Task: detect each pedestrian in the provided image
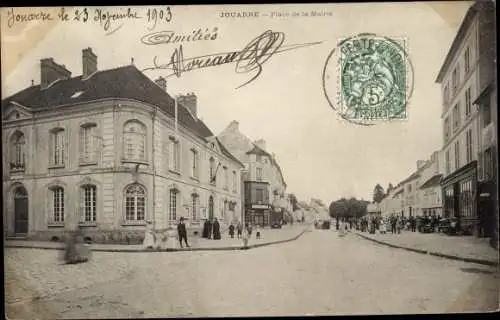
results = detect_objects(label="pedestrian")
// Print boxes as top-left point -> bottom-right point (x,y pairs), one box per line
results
247,223 -> 253,238
237,222 -> 243,239
177,217 -> 190,248
202,218 -> 211,238
213,218 -> 221,240
229,223 -> 235,239
143,227 -> 156,249
255,224 -> 261,239
396,216 -> 402,234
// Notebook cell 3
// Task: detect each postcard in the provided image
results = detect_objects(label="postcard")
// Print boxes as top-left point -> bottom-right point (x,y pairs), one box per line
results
2,2 -> 498,318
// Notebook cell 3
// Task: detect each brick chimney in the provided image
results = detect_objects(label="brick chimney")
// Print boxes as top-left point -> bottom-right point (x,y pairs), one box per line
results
417,160 -> 427,170
254,139 -> 266,151
82,48 -> 97,78
155,76 -> 167,91
178,92 -> 197,118
40,58 -> 71,89
227,120 -> 239,132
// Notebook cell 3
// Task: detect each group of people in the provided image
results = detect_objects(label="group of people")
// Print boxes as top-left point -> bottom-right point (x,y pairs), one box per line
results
355,213 -> 444,236
202,218 -> 222,240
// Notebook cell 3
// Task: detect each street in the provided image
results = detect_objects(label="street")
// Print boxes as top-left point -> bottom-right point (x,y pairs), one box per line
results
6,229 -> 499,318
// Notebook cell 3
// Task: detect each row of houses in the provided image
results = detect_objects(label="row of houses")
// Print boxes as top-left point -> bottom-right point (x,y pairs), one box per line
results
376,2 -> 498,248
2,47 -> 292,243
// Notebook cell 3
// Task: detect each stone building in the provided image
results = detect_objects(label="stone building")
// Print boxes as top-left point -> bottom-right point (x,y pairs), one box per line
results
218,121 -> 288,227
435,1 -> 496,237
2,48 -> 244,243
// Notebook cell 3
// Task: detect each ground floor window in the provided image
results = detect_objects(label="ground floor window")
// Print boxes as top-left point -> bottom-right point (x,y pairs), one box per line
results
51,187 -> 64,222
169,189 -> 178,221
125,184 -> 146,221
459,179 -> 474,219
444,186 -> 454,218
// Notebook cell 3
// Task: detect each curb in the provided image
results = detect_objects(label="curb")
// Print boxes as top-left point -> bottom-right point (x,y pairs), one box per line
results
5,229 -> 308,253
355,232 -> 499,267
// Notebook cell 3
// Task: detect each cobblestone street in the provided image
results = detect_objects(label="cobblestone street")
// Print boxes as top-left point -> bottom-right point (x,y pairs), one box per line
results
5,229 -> 499,318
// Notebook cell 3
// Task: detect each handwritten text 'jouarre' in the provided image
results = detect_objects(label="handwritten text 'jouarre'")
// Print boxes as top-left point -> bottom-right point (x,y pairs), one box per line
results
5,7 -> 172,34
142,30 -> 322,89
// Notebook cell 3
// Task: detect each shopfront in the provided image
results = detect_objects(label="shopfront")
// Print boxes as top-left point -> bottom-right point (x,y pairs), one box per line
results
441,161 -> 478,235
245,205 -> 271,227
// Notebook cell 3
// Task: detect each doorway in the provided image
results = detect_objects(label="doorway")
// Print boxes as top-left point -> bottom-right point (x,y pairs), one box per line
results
14,186 -> 28,234
208,196 -> 214,220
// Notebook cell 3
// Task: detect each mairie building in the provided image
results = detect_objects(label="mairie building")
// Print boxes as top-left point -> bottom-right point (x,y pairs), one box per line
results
2,48 -> 244,243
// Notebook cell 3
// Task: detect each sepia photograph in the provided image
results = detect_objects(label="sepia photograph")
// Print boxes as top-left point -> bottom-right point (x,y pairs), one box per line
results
2,1 -> 498,318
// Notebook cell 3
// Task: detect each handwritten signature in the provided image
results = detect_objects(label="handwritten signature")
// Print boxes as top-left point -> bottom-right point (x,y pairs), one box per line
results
142,30 -> 322,89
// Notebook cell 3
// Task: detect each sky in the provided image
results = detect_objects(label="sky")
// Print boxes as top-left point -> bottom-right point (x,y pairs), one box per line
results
1,2 -> 472,205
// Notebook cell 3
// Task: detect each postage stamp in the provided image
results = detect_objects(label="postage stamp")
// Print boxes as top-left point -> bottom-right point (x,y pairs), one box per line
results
323,33 -> 414,125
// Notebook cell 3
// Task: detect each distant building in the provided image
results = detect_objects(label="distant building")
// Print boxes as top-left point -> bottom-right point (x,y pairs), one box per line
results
435,1 -> 496,237
2,48 -> 244,243
218,121 -> 287,226
417,151 -> 443,217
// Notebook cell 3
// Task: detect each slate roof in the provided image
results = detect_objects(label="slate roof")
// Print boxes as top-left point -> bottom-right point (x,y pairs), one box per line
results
419,174 -> 443,190
399,171 -> 421,185
215,137 -> 245,168
2,65 -> 214,140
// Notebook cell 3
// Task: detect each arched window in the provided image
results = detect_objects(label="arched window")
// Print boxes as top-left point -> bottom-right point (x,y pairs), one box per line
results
81,184 -> 97,222
191,193 -> 200,221
125,184 -> 146,221
50,186 -> 64,222
123,120 -> 146,161
10,131 -> 26,171
50,128 -> 65,166
169,189 -> 178,221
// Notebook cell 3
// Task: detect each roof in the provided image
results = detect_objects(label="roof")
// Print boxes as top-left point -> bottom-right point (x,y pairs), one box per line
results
392,189 -> 404,198
435,2 -> 478,83
419,174 -> 443,189
2,65 -> 214,140
215,137 -> 245,168
399,171 -> 421,185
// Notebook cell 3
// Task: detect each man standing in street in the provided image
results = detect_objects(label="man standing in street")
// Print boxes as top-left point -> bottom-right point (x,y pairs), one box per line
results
177,217 -> 190,248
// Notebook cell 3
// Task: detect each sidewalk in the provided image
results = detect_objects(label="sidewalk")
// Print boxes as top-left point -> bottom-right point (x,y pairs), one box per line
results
4,224 -> 309,253
355,230 -> 499,267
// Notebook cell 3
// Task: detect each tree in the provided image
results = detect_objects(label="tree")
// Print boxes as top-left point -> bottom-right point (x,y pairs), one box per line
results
373,184 -> 385,203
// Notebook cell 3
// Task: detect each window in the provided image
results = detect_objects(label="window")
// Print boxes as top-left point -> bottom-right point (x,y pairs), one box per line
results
445,150 -> 451,175
466,129 -> 473,163
169,137 -> 180,172
81,185 -> 97,222
484,148 -> 494,181
482,98 -> 492,127
453,104 -> 460,130
209,157 -> 217,184
10,131 -> 26,171
125,184 -> 146,221
51,187 -> 64,222
232,171 -> 237,192
256,154 -> 262,162
80,124 -> 97,163
256,168 -> 263,181
464,46 -> 470,74
123,120 -> 146,161
191,194 -> 200,220
443,85 -> 449,105
454,141 -> 460,170
190,149 -> 198,178
50,128 -> 65,167
465,87 -> 471,117
452,64 -> 460,93
256,188 -> 264,203
223,166 -> 228,189
444,117 -> 450,141
459,179 -> 473,219
169,189 -> 178,221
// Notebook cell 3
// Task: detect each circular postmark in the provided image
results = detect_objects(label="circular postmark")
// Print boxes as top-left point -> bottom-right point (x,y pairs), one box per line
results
323,33 -> 414,126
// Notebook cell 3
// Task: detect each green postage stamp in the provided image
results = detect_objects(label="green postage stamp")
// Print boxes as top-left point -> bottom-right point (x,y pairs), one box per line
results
323,33 -> 414,125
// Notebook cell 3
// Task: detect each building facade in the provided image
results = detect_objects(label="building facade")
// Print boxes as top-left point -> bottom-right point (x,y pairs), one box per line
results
2,48 -> 243,243
218,121 -> 288,227
417,151 -> 443,217
436,1 -> 496,237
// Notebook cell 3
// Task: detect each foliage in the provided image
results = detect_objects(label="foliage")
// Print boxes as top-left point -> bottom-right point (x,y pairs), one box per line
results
373,184 -> 385,203
329,197 -> 368,219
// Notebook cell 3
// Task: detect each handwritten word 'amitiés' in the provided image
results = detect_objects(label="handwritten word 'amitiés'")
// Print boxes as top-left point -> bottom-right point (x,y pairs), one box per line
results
141,28 -> 218,45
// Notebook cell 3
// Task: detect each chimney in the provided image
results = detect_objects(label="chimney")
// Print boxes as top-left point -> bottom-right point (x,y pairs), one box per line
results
178,92 -> 197,118
417,160 -> 426,170
82,47 -> 97,78
155,76 -> 167,91
228,120 -> 239,132
40,58 -> 71,89
254,139 -> 266,151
